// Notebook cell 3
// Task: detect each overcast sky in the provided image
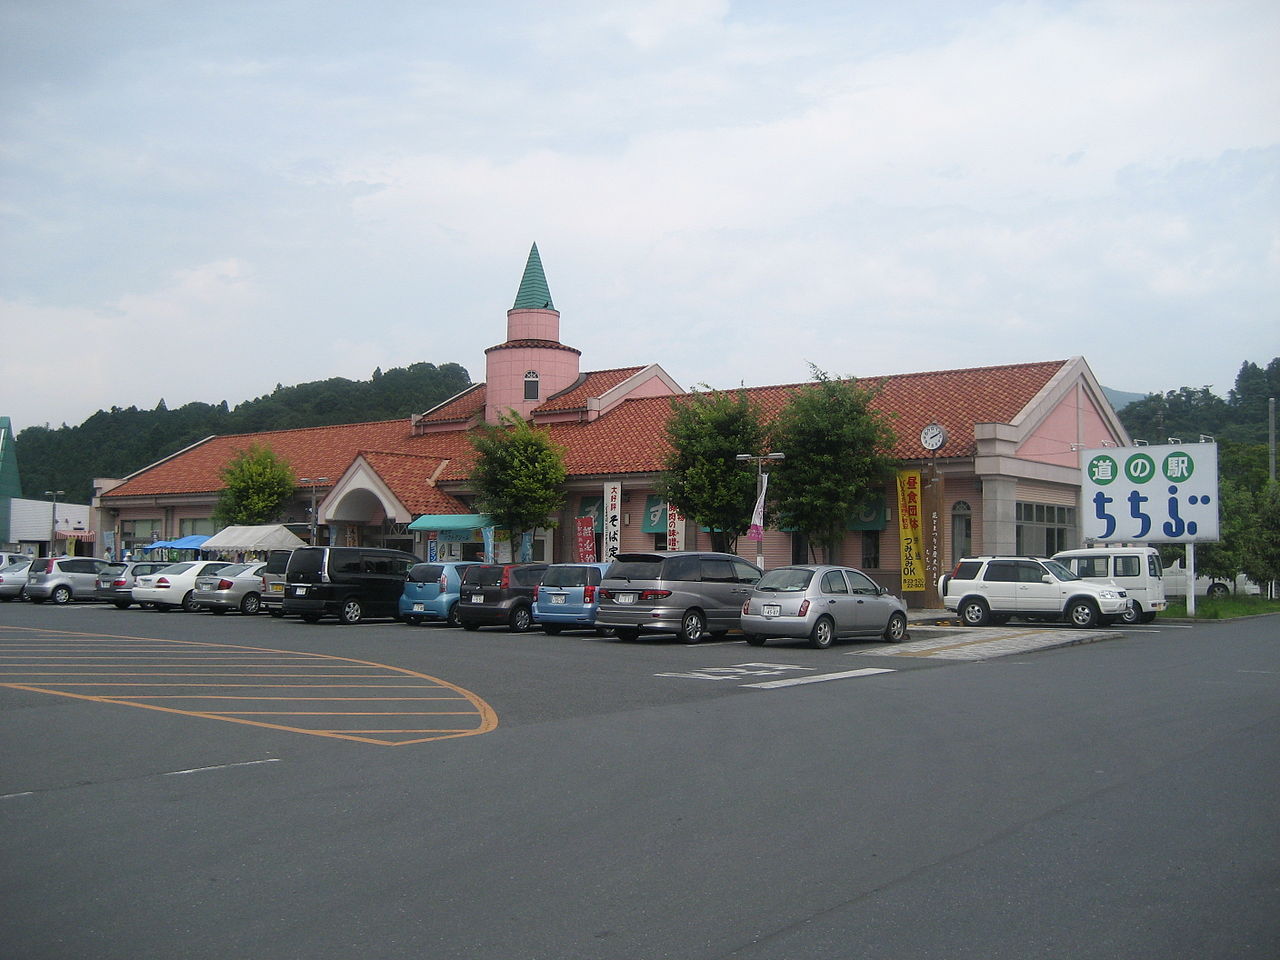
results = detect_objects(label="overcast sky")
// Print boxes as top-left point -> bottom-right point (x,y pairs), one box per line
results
2,0 -> 1277,434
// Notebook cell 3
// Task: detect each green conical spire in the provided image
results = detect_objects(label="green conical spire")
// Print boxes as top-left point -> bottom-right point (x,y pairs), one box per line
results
512,243 -> 555,310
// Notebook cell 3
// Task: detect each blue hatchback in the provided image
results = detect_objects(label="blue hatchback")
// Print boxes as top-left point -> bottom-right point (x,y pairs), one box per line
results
400,561 -> 479,626
532,562 -> 612,634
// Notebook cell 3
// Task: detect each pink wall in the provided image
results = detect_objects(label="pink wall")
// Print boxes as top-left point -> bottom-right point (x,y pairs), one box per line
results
1017,385 -> 1121,467
485,343 -> 580,422
507,307 -> 559,342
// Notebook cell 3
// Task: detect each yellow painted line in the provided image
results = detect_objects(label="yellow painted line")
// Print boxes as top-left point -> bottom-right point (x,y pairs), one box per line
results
0,625 -> 497,746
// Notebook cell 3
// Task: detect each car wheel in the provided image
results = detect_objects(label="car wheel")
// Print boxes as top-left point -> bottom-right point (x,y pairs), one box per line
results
339,598 -> 363,625
744,633 -> 767,647
808,615 -> 835,649
677,609 -> 707,644
1068,598 -> 1099,628
1121,602 -> 1143,625
612,627 -> 640,642
1207,582 -> 1229,599
1140,611 -> 1158,624
181,590 -> 200,613
542,623 -> 563,635
52,585 -> 72,605
883,611 -> 908,643
240,593 -> 261,616
114,600 -> 132,610
959,598 -> 990,626
509,605 -> 533,633
446,602 -> 461,627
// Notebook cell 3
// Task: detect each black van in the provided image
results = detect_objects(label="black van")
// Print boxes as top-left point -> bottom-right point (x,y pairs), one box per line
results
283,546 -> 419,624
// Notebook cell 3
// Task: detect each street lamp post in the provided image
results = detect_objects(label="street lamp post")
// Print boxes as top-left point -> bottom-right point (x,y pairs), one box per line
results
735,453 -> 784,569
298,477 -> 330,545
44,489 -> 65,556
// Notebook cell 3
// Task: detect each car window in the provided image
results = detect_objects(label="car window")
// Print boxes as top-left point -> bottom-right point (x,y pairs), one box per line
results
1114,556 -> 1141,578
158,562 -> 194,575
756,568 -> 813,592
1016,561 -> 1047,583
1148,554 -> 1162,577
663,555 -> 701,581
845,568 -> 880,595
543,566 -> 591,587
513,566 -> 547,586
1041,559 -> 1079,582
983,561 -> 1017,583
333,552 -> 362,575
607,557 -> 664,580
820,570 -> 849,594
408,564 -> 444,583
1074,557 -> 1108,577
700,559 -> 736,583
217,563 -> 252,577
464,566 -> 503,586
952,561 -> 983,581
732,560 -> 761,584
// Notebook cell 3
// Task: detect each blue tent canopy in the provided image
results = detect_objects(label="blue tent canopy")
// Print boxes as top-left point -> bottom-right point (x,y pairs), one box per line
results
143,534 -> 209,551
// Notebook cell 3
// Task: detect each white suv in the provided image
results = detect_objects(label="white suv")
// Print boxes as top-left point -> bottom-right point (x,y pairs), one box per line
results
939,556 -> 1130,628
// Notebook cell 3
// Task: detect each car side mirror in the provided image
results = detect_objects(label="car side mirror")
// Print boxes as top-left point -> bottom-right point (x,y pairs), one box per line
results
1042,575 -> 1053,584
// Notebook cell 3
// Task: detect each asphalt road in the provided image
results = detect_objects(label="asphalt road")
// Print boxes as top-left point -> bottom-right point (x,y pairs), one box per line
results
1,602 -> 1277,960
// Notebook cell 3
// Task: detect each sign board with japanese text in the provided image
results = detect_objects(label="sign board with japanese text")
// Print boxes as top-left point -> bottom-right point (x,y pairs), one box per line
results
665,502 -> 686,551
896,470 -> 926,591
1080,443 -> 1219,543
603,482 -> 622,561
575,516 -> 597,562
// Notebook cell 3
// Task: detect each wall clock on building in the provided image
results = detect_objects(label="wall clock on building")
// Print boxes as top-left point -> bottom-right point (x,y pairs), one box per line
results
920,423 -> 948,451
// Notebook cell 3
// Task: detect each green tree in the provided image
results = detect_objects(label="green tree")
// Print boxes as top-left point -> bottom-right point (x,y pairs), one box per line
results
767,367 -> 898,562
1240,482 -> 1280,594
212,445 -> 297,526
469,412 -> 567,554
1195,479 -> 1254,589
657,387 -> 766,554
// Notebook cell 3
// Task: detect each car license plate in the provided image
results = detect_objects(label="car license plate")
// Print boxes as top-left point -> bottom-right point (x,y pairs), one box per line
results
550,594 -> 566,604
763,603 -> 781,617
615,593 -> 636,604
269,583 -> 284,593
413,602 -> 425,612
470,594 -> 484,603
293,586 -> 307,596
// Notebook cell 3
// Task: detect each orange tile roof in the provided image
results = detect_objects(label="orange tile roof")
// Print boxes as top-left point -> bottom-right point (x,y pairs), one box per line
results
358,451 -> 468,514
102,359 -> 1068,504
537,366 -> 648,412
417,383 -> 486,424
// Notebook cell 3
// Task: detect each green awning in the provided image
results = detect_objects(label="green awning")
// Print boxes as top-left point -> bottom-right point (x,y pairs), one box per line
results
408,513 -> 492,531
847,494 -> 887,531
641,495 -> 668,533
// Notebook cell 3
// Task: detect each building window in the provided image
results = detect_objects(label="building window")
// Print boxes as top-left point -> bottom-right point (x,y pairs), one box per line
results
524,370 -> 539,400
791,531 -> 810,564
861,530 -> 880,568
951,500 -> 972,565
179,518 -> 215,537
1015,502 -> 1076,556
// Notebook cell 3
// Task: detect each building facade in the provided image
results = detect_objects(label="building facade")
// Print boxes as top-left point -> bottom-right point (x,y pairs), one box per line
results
97,244 -> 1130,605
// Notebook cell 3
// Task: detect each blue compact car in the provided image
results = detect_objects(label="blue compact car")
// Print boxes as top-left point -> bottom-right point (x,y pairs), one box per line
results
532,562 -> 612,634
400,561 -> 479,626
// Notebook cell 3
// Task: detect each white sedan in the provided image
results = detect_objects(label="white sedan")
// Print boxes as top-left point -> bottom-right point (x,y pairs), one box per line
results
132,561 -> 231,612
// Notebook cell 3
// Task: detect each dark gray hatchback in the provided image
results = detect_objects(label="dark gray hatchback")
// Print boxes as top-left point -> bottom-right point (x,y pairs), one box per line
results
456,563 -> 549,632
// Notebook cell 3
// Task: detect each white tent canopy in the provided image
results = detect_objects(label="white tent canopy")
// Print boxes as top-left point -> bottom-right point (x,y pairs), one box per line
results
200,524 -> 306,553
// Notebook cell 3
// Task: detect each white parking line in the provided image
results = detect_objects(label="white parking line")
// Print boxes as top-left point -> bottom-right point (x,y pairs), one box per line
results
743,668 -> 896,689
162,758 -> 281,777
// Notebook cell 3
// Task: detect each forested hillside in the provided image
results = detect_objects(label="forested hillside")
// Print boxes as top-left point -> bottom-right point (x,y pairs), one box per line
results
14,362 -> 472,503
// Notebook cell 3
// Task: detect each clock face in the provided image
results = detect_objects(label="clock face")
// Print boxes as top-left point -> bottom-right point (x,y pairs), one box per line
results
921,423 -> 947,451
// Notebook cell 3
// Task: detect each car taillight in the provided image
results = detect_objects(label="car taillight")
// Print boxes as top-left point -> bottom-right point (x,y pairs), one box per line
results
217,579 -> 235,590
532,585 -> 540,600
438,573 -> 448,590
639,589 -> 672,601
583,584 -> 596,603
156,577 -> 171,588
798,599 -> 810,616
500,568 -> 511,589
113,578 -> 128,587
742,599 -> 750,615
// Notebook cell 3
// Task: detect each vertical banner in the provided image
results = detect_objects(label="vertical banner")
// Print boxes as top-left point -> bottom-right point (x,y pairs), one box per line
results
427,534 -> 438,562
603,482 -> 622,561
897,470 -> 926,591
482,526 -> 495,563
666,502 -> 685,551
575,517 -> 597,562
748,473 -> 769,541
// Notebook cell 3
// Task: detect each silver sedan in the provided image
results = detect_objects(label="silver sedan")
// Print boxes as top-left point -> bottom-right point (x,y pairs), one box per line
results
192,562 -> 268,615
741,564 -> 909,649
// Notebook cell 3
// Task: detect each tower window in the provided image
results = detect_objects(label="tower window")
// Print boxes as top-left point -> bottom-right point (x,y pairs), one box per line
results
524,370 -> 539,400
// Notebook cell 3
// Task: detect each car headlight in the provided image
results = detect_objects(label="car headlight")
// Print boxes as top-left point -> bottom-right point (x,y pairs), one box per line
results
1097,590 -> 1118,599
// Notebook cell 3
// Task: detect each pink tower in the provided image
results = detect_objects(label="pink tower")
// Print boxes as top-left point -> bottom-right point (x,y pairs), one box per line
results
484,243 -> 582,424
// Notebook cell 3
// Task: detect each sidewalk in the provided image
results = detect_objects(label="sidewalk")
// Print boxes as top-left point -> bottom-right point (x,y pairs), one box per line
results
869,607 -> 1124,661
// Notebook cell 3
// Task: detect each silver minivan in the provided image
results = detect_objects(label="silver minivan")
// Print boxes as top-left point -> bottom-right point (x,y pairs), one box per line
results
596,551 -> 762,643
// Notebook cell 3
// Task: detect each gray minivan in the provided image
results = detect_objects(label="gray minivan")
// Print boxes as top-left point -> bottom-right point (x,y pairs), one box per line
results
596,551 -> 762,643
283,546 -> 419,624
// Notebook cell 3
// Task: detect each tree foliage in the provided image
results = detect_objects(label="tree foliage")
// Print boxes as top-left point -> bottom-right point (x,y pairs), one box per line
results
13,361 -> 472,503
212,445 -> 297,526
657,388 -> 766,553
767,367 -> 898,562
1118,357 -> 1279,446
468,412 -> 567,547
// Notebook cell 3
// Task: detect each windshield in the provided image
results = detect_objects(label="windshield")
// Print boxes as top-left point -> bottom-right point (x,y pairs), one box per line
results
0,560 -> 30,574
1042,559 -> 1080,582
755,568 -> 814,592
216,563 -> 252,577
157,562 -> 194,575
605,558 -> 664,580
543,566 -> 599,587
